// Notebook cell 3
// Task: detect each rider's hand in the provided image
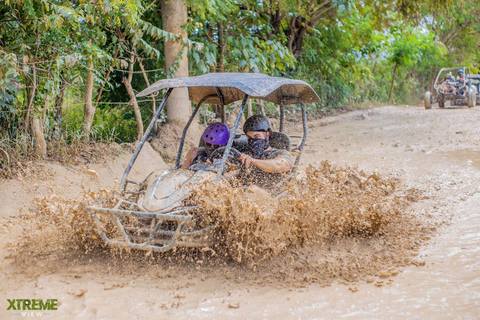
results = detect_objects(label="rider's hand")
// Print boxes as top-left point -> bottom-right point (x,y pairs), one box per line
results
181,147 -> 199,169
239,153 -> 256,169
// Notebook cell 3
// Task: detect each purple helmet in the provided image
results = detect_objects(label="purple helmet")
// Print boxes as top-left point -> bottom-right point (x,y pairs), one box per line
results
202,123 -> 230,146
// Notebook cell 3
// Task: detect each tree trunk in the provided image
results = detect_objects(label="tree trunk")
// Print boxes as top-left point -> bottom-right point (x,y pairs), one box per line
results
42,93 -> 50,124
54,79 -> 68,121
25,32 -> 40,133
93,45 -> 120,111
24,65 -> 36,134
217,20 -> 225,72
259,100 -> 265,116
279,103 -> 284,132
282,1 -> 334,60
161,0 -> 191,123
389,63 -> 398,103
123,52 -> 144,141
82,56 -> 95,141
31,117 -> 47,158
247,99 -> 253,118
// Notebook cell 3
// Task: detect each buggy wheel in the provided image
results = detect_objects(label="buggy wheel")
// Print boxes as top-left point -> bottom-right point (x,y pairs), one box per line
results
468,88 -> 476,108
438,100 -> 445,108
424,91 -> 432,109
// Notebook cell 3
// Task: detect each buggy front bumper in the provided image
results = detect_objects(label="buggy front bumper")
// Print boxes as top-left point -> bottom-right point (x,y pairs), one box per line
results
85,204 -> 213,252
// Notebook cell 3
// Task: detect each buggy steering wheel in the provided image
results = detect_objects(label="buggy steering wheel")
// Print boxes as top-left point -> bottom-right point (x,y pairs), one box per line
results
188,147 -> 242,173
208,146 -> 242,165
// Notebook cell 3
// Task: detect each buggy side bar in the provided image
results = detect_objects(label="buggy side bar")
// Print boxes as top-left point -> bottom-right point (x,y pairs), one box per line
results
217,94 -> 249,179
175,94 -> 219,169
120,88 -> 173,192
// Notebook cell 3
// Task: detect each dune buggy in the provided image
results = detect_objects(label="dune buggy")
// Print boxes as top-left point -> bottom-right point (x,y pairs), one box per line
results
467,74 -> 480,103
85,73 -> 320,252
424,67 -> 476,109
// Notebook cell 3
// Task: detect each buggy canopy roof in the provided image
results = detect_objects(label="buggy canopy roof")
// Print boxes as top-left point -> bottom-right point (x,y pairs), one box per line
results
440,67 -> 465,71
136,72 -> 320,105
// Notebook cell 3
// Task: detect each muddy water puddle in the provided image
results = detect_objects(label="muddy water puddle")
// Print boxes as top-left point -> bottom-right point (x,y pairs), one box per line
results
176,194 -> 480,319
435,149 -> 480,170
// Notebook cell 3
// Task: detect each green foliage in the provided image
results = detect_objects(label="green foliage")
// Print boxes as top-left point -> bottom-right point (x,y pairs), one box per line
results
187,1 -> 296,74
2,0 -> 480,154
61,104 -> 141,143
0,53 -> 19,112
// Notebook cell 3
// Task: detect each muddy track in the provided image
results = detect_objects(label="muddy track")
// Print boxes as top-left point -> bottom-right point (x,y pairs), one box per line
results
1,105 -> 480,319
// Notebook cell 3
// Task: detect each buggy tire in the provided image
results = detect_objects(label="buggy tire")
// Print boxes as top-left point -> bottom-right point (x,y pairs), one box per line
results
468,88 -> 476,108
424,91 -> 432,109
438,100 -> 445,108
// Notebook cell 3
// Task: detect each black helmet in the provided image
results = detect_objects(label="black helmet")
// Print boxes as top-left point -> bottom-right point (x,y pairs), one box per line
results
243,115 -> 271,133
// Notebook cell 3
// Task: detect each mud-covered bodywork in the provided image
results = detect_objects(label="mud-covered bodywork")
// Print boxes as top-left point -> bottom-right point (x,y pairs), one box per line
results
85,72 -> 320,252
138,169 -> 216,213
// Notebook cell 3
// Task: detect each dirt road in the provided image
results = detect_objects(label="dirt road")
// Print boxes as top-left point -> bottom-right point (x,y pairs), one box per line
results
1,105 -> 480,319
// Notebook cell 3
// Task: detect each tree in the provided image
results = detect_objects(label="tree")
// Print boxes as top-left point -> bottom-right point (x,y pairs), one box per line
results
122,50 -> 144,141
161,0 -> 191,123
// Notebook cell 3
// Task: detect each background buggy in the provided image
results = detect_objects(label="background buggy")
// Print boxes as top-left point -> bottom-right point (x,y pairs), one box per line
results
424,67 -> 476,109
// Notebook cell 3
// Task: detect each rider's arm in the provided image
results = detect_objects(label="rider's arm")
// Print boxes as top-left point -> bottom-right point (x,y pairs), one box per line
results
239,153 -> 292,173
252,157 -> 291,173
181,147 -> 199,169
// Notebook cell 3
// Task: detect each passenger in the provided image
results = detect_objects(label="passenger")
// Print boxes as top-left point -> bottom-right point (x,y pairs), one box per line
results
232,115 -> 294,191
181,122 -> 230,169
440,74 -> 456,92
445,74 -> 455,82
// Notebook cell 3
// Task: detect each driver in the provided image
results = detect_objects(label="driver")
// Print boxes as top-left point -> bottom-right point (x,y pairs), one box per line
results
232,115 -> 294,190
181,122 -> 230,169
457,70 -> 466,95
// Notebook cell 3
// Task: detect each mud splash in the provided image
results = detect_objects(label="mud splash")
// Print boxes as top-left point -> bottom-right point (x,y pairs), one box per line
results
7,161 -> 433,285
6,191 -> 116,272
192,161 -> 432,282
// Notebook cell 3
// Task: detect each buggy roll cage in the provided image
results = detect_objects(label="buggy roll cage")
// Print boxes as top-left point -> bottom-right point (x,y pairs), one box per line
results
434,67 -> 471,93
120,73 -> 320,192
